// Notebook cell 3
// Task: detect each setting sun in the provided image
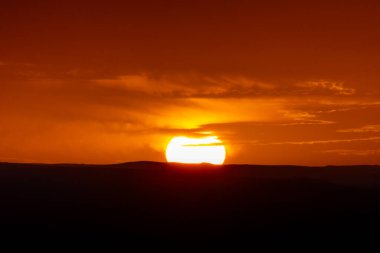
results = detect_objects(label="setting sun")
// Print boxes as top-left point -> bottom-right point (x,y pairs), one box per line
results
165,136 -> 226,165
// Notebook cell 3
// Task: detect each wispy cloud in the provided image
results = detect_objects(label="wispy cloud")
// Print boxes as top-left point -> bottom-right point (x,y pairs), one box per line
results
338,125 -> 380,133
279,120 -> 335,125
322,149 -> 380,156
93,74 -> 355,99
296,80 -> 356,95
0,70 -> 377,164
252,136 -> 380,145
93,74 -> 278,98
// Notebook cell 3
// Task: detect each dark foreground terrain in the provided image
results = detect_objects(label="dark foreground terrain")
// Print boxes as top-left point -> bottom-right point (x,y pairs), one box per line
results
0,162 -> 379,247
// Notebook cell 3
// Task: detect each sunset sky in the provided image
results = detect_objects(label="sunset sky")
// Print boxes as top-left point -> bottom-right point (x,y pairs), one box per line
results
1,0 -> 380,165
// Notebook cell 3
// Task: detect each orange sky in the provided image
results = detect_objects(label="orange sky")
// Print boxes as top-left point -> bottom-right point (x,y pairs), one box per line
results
1,0 -> 380,165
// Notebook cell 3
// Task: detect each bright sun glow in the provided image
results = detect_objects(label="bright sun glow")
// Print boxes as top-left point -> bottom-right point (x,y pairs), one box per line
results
165,136 -> 226,165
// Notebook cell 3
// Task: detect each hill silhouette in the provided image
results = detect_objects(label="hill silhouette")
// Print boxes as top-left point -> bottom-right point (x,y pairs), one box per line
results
0,162 -> 379,246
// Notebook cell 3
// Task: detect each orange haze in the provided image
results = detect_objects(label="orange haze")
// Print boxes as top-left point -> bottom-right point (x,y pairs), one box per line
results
1,0 -> 380,165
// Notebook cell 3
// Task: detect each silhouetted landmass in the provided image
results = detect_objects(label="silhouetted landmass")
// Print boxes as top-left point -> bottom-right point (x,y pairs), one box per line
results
0,162 -> 379,247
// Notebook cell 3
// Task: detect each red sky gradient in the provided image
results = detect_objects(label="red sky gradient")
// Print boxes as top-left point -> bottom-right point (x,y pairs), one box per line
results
1,0 -> 380,165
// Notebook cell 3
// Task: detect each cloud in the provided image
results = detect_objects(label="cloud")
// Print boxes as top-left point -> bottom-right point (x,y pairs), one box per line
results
93,74 -> 278,98
296,80 -> 356,95
280,110 -> 316,121
0,70 -> 377,164
94,74 -> 355,99
322,149 -> 380,156
279,120 -> 335,125
338,125 -> 380,133
252,136 -> 380,146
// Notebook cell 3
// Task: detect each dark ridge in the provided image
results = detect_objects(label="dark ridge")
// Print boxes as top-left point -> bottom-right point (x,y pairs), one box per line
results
1,160 -> 378,168
0,161 -> 379,247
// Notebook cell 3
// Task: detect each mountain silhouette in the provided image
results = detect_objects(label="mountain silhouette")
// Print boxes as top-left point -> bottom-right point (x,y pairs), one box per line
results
0,162 -> 379,247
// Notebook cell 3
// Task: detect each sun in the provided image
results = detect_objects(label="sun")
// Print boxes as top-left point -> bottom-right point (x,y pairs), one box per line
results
165,136 -> 226,165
